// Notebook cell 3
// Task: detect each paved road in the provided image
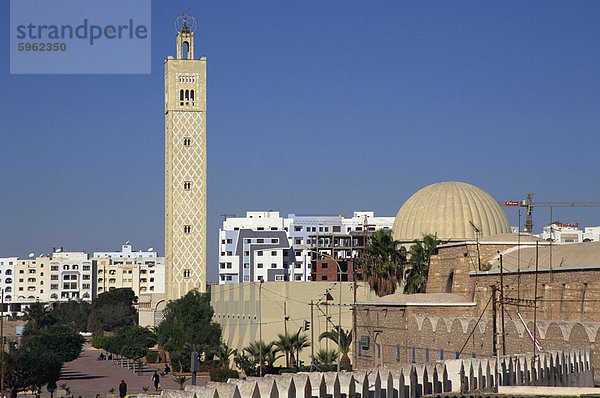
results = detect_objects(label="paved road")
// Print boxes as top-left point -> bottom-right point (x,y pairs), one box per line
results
36,347 -> 208,398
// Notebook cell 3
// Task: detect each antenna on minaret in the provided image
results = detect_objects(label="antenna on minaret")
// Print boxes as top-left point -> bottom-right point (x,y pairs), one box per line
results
175,12 -> 197,60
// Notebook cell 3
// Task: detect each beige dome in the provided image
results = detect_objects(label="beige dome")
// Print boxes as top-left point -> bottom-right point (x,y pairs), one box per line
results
392,182 -> 510,241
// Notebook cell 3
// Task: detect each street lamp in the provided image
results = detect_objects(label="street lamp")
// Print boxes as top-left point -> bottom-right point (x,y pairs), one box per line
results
258,279 -> 264,377
298,245 -> 342,372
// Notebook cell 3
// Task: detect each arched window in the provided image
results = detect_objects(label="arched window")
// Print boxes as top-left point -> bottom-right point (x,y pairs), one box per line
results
182,41 -> 190,60
28,278 -> 36,283
50,293 -> 58,299
5,278 -> 12,284
185,89 -> 190,105
180,89 -> 184,106
6,270 -> 12,275
5,295 -> 11,302
445,271 -> 454,293
191,90 -> 195,106
5,287 -> 11,293
83,292 -> 90,299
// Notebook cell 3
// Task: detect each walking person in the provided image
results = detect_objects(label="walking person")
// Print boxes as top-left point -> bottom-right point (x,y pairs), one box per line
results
152,371 -> 160,391
119,380 -> 127,398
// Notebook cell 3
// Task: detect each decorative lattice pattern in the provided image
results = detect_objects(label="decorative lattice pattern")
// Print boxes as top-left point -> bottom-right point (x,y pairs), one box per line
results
167,110 -> 206,299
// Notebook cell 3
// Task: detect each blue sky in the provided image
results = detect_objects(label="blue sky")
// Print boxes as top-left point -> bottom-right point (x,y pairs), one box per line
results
1,1 -> 599,282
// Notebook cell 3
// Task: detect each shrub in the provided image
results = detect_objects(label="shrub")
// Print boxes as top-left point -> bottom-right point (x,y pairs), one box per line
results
209,368 -> 239,382
146,350 -> 159,363
278,368 -> 297,375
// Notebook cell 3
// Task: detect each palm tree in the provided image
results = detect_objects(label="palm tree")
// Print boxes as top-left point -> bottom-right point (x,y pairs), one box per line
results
243,340 -> 282,368
360,229 -> 407,297
313,348 -> 337,371
23,302 -> 52,331
404,234 -> 440,294
275,331 -> 310,369
211,341 -> 237,368
319,327 -> 352,369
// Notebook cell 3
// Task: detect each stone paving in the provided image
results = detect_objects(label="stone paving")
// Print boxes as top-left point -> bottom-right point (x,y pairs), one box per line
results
36,347 -> 208,398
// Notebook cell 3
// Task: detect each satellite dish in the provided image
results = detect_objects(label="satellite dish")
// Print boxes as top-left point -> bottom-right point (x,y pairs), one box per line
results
125,240 -> 130,245
148,248 -> 154,252
28,253 -> 34,258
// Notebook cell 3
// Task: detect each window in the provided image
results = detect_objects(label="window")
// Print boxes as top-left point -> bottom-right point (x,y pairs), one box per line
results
184,225 -> 192,233
243,275 -> 250,282
28,269 -> 36,274
257,251 -> 263,256
5,270 -> 12,275
19,270 -> 24,274
27,286 -> 36,291
51,284 -> 58,290
271,239 -> 278,243
83,265 -> 90,271
257,263 -> 263,268
183,269 -> 191,278
51,275 -> 58,280
27,278 -> 35,283
83,284 -> 90,290
275,275 -> 285,281
5,287 -> 11,293
221,239 -> 226,244
226,263 -> 232,269
243,263 -> 249,269
63,265 -> 69,270
257,239 -> 264,243
271,263 -> 277,268
220,263 -> 225,269
295,238 -> 302,244
295,275 -> 301,281
72,265 -> 79,270
227,239 -> 232,244
271,251 -> 277,256
184,181 -> 192,190
226,251 -> 232,256
270,227 -> 277,231
333,226 -> 341,233
257,227 -> 264,231
244,251 -> 249,256
322,262 -> 328,268
83,275 -> 90,280
294,226 -> 302,231
321,276 -> 327,280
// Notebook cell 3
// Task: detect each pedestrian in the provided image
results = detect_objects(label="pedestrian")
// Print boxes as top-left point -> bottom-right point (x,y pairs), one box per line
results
164,363 -> 171,374
118,380 -> 127,398
152,371 -> 160,391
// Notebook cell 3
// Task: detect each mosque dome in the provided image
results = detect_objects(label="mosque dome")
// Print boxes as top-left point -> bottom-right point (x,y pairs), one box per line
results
392,181 -> 511,241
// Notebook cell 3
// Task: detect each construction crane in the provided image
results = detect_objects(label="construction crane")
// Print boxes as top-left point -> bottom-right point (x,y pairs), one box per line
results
501,193 -> 600,233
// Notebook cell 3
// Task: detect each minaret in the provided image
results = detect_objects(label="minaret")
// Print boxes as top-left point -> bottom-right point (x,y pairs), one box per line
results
165,14 -> 207,300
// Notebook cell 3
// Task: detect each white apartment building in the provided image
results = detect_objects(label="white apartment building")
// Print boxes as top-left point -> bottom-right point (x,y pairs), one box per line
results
218,211 -> 394,284
539,222 -> 600,243
49,251 -> 94,301
92,244 -> 165,296
0,257 -> 17,313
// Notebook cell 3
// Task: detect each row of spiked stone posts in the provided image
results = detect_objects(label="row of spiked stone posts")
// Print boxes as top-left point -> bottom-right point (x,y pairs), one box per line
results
141,348 -> 593,398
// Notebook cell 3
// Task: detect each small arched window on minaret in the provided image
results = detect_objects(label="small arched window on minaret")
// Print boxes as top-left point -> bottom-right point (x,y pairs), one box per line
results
190,90 -> 195,106
445,271 -> 454,293
179,90 -> 184,106
185,90 -> 190,106
182,42 -> 190,60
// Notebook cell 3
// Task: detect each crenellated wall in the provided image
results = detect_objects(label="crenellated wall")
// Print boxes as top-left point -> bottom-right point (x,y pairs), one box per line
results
141,348 -> 593,398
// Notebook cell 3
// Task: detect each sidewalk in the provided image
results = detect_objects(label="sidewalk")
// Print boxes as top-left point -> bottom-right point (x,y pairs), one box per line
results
36,347 -> 208,398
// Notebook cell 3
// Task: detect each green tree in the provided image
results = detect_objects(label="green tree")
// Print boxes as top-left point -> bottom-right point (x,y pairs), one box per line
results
4,343 -> 62,398
22,302 -> 52,332
155,290 -> 221,371
360,229 -> 407,297
50,300 -> 91,332
404,234 -> 440,294
235,340 -> 281,376
87,288 -> 138,334
21,325 -> 85,363
319,327 -> 352,369
275,331 -> 309,369
312,348 -> 337,371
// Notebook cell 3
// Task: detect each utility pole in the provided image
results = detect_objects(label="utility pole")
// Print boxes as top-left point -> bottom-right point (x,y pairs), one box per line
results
491,285 -> 497,357
310,300 -> 314,371
352,270 -> 357,369
259,280 -> 263,377
1,288 -> 4,396
499,254 -> 506,356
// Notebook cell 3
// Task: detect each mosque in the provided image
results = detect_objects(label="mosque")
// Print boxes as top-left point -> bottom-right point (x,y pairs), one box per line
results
356,181 -> 600,382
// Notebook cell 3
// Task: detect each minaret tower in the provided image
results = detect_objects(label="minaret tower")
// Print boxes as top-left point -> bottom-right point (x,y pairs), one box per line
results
165,13 -> 207,300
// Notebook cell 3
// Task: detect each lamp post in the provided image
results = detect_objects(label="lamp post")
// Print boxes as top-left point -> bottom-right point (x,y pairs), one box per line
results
298,245 -> 342,372
258,279 -> 264,377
